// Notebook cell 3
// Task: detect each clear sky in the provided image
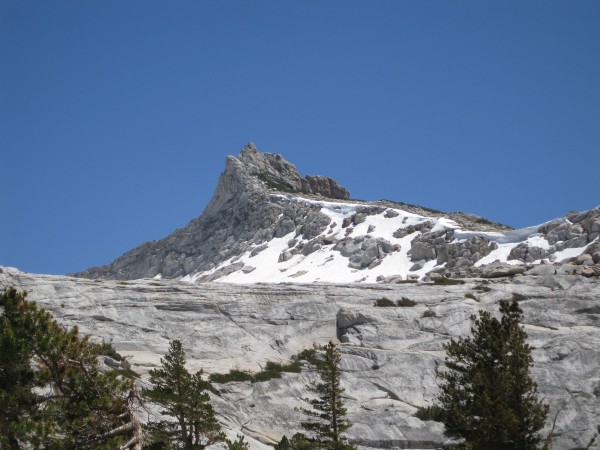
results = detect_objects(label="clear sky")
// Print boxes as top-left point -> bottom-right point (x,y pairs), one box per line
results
1,1 -> 599,275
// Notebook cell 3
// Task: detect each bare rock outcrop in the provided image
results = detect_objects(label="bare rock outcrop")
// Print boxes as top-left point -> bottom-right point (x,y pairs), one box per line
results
3,267 -> 600,449
74,144 -> 348,280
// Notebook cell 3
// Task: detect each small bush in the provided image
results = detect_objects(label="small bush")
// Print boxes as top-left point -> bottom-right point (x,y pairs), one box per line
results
422,310 -> 437,318
397,297 -> 416,307
464,293 -> 478,301
209,369 -> 254,384
512,293 -> 528,302
257,174 -> 299,193
113,367 -> 139,379
395,279 -> 418,284
210,360 -> 304,384
294,348 -> 320,366
415,405 -> 445,421
374,297 -> 396,307
371,363 -> 380,370
432,277 -> 465,286
98,341 -> 123,361
475,284 -> 492,293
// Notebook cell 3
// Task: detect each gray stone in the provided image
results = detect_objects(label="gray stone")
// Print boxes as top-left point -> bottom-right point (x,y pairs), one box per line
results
4,267 -> 600,449
384,209 -> 399,218
508,244 -> 548,263
242,265 -> 256,274
302,241 -> 322,256
73,145 -> 337,281
480,262 -> 528,278
250,244 -> 268,257
575,254 -> 594,266
556,263 -> 579,275
274,217 -> 296,238
410,242 -> 436,262
353,213 -> 367,225
563,235 -> 589,249
526,265 -> 557,276
410,261 -> 425,271
278,251 -> 293,263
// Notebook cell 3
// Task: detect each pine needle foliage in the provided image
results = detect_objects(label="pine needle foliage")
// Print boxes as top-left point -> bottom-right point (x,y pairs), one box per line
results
428,299 -> 549,450
0,287 -> 138,449
301,341 -> 356,450
143,340 -> 223,449
225,435 -> 250,449
274,433 -> 314,450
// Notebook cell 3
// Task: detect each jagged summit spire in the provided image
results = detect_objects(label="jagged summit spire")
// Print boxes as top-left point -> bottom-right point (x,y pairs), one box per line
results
240,141 -> 258,154
233,143 -> 350,200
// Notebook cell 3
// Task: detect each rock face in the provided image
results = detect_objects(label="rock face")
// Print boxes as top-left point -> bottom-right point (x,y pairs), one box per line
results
73,143 -> 600,283
2,266 -> 600,449
75,144 -> 348,280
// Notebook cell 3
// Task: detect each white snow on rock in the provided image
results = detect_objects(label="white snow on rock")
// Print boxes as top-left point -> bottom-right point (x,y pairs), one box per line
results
186,196 -> 592,284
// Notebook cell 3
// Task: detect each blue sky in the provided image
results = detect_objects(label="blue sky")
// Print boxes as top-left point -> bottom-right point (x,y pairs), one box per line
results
1,1 -> 599,275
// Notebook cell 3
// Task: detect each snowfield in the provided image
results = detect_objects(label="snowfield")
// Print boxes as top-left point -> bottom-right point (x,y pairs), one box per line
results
179,196 -> 592,284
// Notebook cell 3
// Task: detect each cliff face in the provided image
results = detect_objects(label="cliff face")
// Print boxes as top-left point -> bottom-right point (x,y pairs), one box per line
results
3,266 -> 600,449
75,143 -> 349,280
75,143 -> 600,283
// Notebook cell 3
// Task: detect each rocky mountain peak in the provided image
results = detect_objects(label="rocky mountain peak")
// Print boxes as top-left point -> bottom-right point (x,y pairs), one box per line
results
235,142 -> 350,200
202,143 -> 349,218
74,143 -> 600,284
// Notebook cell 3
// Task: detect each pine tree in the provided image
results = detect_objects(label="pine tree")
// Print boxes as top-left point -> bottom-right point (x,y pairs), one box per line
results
143,340 -> 223,449
274,433 -> 314,450
226,435 -> 250,449
301,341 -> 356,450
0,287 -> 141,449
424,299 -> 549,450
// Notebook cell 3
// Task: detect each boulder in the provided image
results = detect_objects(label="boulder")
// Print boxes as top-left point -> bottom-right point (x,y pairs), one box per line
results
410,242 -> 436,262
353,213 -> 367,225
480,262 -> 528,278
526,265 -> 556,276
585,243 -> 600,264
574,254 -> 594,266
508,244 -> 548,263
274,217 -> 296,238
250,244 -> 268,257
410,261 -> 425,271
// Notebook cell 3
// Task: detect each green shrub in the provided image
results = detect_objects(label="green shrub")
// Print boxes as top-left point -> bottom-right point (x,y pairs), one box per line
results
294,348 -> 320,366
210,360 -> 304,384
512,293 -> 528,302
475,284 -> 492,293
98,341 -> 123,361
209,369 -> 254,384
464,293 -> 478,301
422,310 -> 437,318
414,405 -> 445,421
432,277 -> 465,286
374,297 -> 396,307
257,174 -> 299,193
397,297 -> 416,307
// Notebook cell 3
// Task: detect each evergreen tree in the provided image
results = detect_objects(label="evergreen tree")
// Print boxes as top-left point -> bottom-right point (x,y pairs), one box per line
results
0,287 -> 140,449
424,299 -> 548,450
301,341 -> 356,450
274,433 -> 313,450
226,435 -> 250,450
143,340 -> 223,449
